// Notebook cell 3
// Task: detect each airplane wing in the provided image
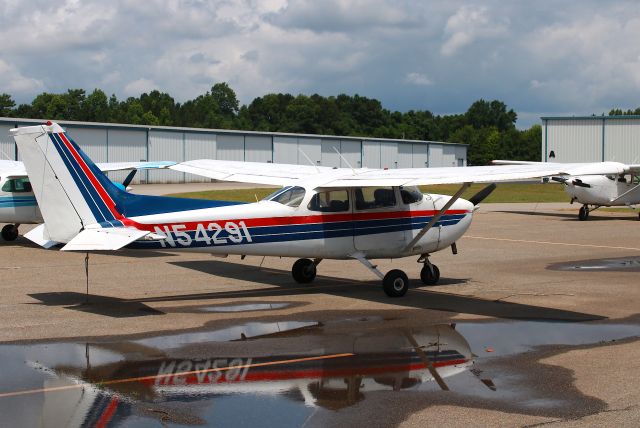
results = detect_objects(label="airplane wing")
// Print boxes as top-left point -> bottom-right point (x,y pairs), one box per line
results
171,159 -> 336,186
1,160 -> 175,179
170,158 -> 630,188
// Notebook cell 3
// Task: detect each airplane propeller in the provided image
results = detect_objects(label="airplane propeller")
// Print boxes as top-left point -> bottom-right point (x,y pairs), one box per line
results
468,183 -> 497,206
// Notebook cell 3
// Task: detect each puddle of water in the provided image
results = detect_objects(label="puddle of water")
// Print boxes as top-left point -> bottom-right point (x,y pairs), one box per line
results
0,319 -> 637,427
549,256 -> 640,271
457,321 -> 639,358
200,302 -> 291,313
134,321 -> 320,350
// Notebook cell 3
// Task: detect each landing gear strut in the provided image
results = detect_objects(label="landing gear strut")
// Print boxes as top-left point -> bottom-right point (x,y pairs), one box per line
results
1,224 -> 19,241
578,205 -> 589,221
292,258 -> 321,283
351,252 -> 409,297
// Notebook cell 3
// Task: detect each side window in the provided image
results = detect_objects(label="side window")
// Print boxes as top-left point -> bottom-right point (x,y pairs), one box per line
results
1,178 -> 32,193
308,189 -> 350,212
400,186 -> 423,204
355,187 -> 396,210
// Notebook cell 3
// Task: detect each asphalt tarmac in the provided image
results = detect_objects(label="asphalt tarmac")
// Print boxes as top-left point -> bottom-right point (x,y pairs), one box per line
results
0,193 -> 639,427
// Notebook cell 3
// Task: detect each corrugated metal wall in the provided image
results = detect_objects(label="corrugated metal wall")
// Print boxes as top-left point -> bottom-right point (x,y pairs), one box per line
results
0,124 -> 15,160
148,131 -> 184,183
0,118 -> 468,182
273,136 -> 297,164
412,143 -> 428,168
362,141 -> 380,168
106,129 -> 147,184
544,119 -> 602,163
543,117 -> 640,165
604,118 -> 640,163
297,137 -> 321,166
184,132 -> 216,182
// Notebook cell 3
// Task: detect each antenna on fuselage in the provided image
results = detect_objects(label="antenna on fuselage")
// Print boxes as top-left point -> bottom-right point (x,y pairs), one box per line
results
298,148 -> 321,173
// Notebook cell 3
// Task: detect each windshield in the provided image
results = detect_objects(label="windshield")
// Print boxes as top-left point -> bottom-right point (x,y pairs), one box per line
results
263,186 -> 306,207
400,186 -> 423,204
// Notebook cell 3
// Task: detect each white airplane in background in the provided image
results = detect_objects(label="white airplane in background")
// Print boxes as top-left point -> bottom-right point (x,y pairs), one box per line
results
494,160 -> 640,221
11,122 -> 631,297
0,159 -> 175,241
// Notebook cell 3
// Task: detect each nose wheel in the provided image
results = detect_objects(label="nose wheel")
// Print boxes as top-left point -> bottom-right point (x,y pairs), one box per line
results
420,264 -> 440,285
578,205 -> 589,221
1,224 -> 19,241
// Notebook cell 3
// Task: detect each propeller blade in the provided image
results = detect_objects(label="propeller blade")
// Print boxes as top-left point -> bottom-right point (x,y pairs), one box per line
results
551,176 -> 569,185
571,179 -> 591,188
122,169 -> 138,188
468,183 -> 497,206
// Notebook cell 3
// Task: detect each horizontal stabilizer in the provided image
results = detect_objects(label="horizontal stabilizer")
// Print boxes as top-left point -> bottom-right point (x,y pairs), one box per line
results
61,227 -> 150,251
24,224 -> 59,249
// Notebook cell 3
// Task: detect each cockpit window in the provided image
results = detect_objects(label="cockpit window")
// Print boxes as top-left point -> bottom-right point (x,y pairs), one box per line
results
308,189 -> 350,212
355,187 -> 396,210
400,186 -> 423,204
264,186 -> 306,207
2,178 -> 32,193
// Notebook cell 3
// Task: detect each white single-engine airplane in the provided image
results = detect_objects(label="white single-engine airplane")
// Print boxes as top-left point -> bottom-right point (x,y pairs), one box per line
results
11,122 -> 632,297
494,160 -> 640,220
0,159 -> 175,241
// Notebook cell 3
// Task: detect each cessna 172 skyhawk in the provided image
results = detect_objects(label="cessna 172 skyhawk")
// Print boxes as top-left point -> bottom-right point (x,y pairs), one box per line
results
0,159 -> 175,241
11,122 -> 632,297
494,160 -> 640,220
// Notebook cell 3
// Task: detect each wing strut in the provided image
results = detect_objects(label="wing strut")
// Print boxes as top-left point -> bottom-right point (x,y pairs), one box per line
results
403,182 -> 471,253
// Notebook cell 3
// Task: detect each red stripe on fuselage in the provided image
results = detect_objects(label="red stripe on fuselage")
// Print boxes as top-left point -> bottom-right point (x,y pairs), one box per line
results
123,209 -> 470,232
144,359 -> 469,386
57,133 -> 123,220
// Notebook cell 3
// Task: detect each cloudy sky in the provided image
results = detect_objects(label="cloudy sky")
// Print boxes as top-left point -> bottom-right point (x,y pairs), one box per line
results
1,0 -> 639,127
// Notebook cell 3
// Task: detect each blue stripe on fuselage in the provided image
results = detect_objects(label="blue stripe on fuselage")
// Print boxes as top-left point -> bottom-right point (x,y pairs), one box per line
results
128,213 -> 467,249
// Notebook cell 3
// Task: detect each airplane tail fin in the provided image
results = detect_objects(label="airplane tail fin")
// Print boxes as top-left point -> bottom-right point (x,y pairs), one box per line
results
11,122 -> 130,243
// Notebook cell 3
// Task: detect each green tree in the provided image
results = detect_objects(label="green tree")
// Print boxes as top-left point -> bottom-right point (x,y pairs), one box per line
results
0,93 -> 15,116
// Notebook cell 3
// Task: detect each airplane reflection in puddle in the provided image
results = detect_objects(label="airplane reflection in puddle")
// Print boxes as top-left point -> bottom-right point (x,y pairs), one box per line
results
37,323 -> 475,424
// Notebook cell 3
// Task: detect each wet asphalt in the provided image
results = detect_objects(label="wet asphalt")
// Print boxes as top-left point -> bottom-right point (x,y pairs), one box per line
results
0,199 -> 639,427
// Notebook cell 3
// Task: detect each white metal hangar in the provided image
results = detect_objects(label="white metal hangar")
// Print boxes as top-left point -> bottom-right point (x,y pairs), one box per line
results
0,117 -> 467,184
542,115 -> 640,164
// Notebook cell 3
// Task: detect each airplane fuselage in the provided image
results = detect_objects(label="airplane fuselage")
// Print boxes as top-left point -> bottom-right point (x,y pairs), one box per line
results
126,187 -> 474,260
565,174 -> 640,206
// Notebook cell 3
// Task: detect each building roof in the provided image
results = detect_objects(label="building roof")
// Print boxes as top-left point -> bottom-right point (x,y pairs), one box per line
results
541,115 -> 640,121
0,117 -> 466,147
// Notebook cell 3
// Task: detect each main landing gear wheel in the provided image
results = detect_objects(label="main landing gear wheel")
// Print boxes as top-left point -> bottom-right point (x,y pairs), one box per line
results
420,264 -> 440,285
383,269 -> 409,297
292,258 -> 317,283
1,224 -> 18,241
578,205 -> 589,221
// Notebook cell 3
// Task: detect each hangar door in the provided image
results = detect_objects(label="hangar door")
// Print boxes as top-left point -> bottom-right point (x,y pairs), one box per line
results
412,143 -> 428,168
298,137 -> 321,166
321,139 -> 341,167
148,131 -> 184,183
245,136 -> 272,163
66,127 -> 108,162
217,135 -> 244,161
339,140 -> 362,168
273,136 -> 298,164
185,133 -> 216,182
362,141 -> 380,168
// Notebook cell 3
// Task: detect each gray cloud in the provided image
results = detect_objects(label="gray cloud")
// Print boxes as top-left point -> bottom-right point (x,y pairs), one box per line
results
0,0 -> 639,128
